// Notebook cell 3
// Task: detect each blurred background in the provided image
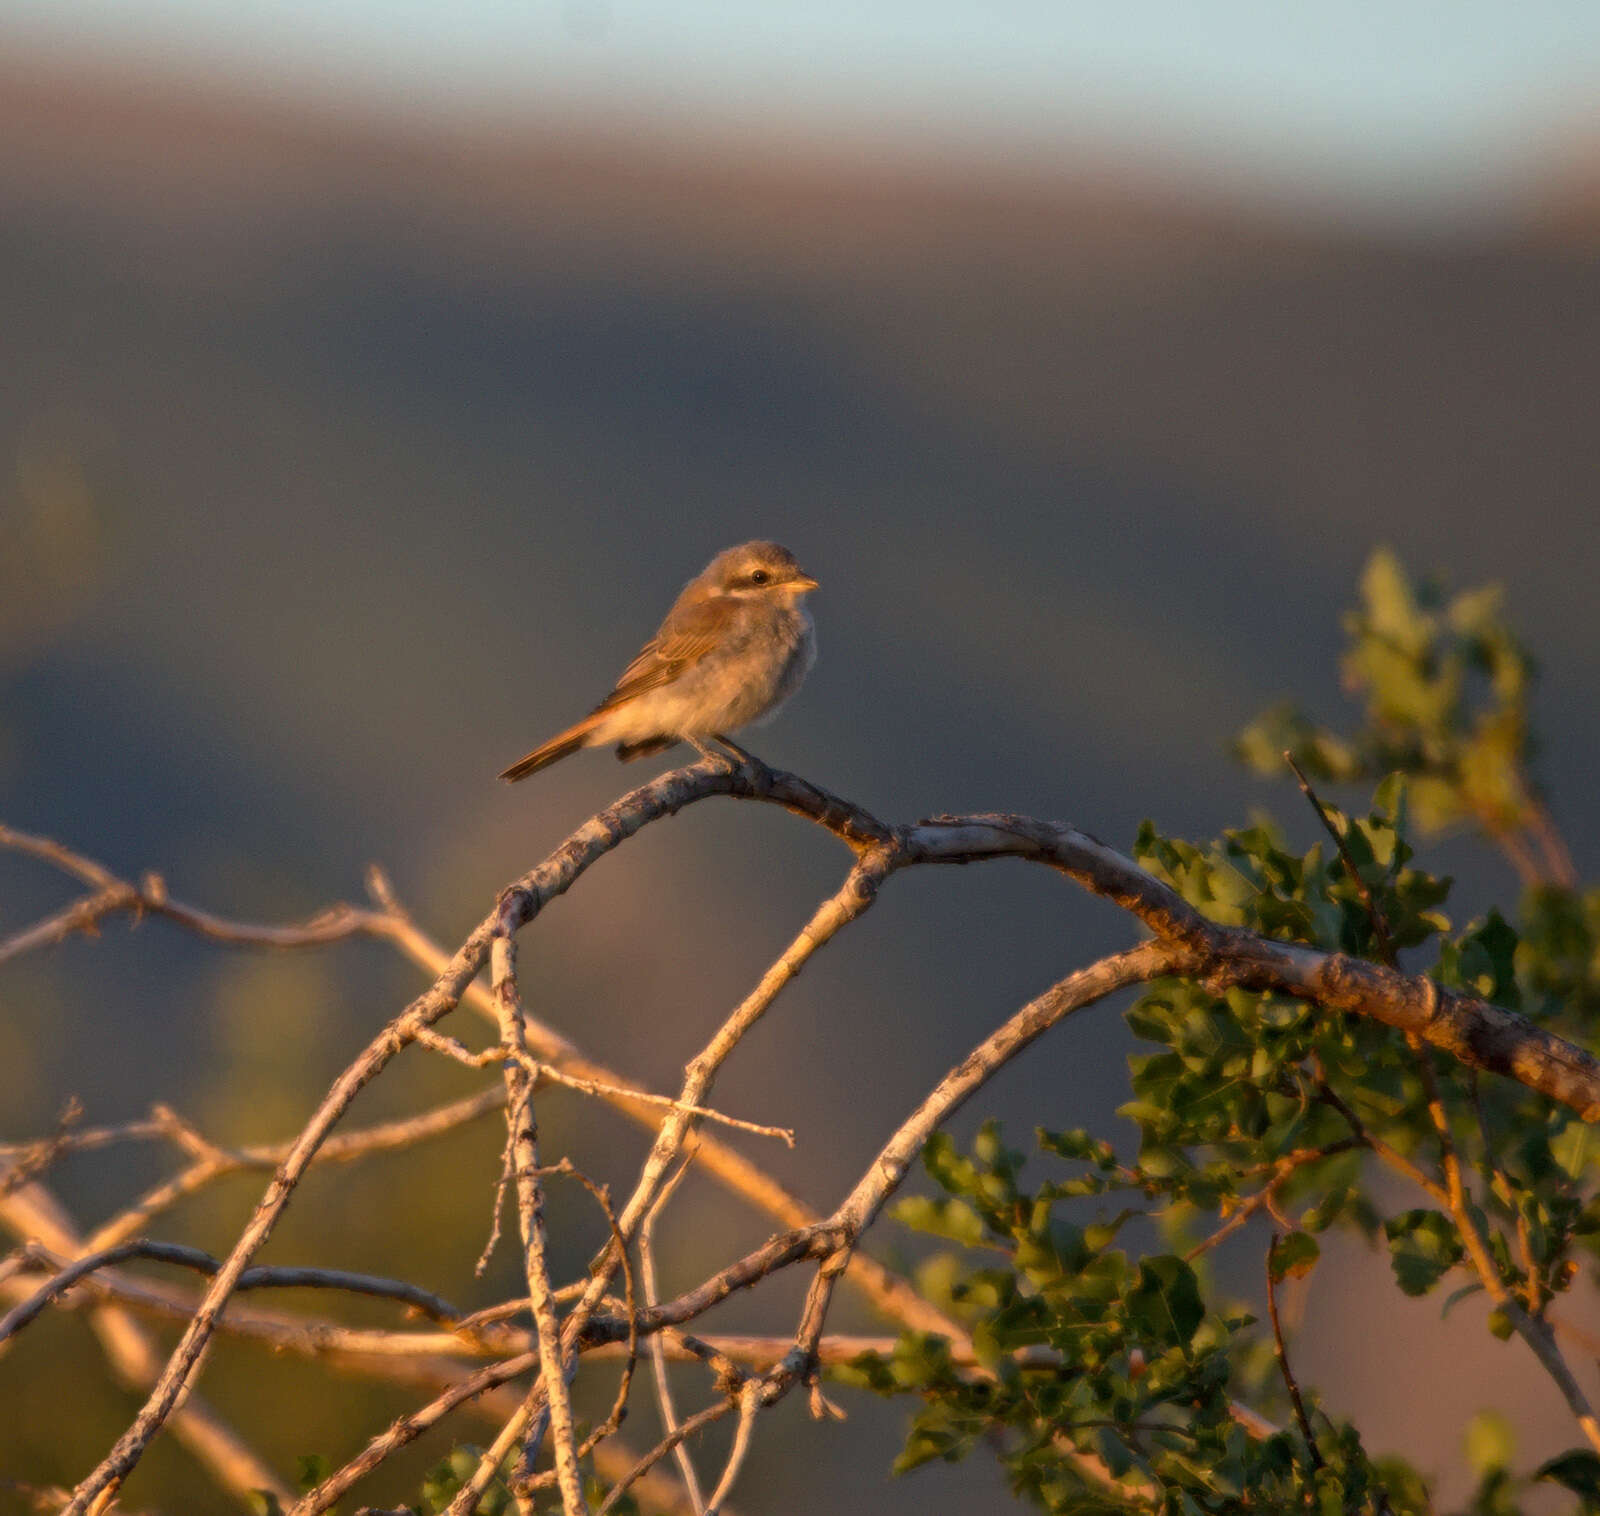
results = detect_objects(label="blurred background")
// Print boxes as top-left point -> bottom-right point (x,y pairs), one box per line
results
2,3 -> 1599,1511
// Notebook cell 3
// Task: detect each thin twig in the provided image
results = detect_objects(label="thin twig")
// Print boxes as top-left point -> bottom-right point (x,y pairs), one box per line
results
595,1400 -> 738,1516
0,1240 -> 465,1346
1284,753 -> 1398,966
292,1352 -> 540,1515
83,1088 -> 505,1253
1525,796 -> 1579,890
0,821 -> 381,965
1266,1235 -> 1322,1472
1285,762 -> 1600,1450
1184,1143 -> 1359,1261
569,850 -> 900,1372
0,1098 -> 84,1199
31,749 -> 1600,1510
705,1381 -> 760,1516
475,1124 -> 519,1278
488,930 -> 587,1515
641,1148 -> 707,1515
0,1184 -> 294,1509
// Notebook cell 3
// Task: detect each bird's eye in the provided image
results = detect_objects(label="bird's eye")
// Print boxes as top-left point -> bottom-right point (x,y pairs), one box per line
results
749,569 -> 770,585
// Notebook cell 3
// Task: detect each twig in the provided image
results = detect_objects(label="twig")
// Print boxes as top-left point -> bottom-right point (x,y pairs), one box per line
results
0,1260 -> 521,1361
0,1112 -> 170,1161
33,748 -> 1600,1509
0,1240 -> 465,1346
532,1061 -> 795,1146
83,1088 -> 505,1252
542,1161 -> 640,1469
1284,753 -> 1398,965
475,1123 -> 519,1278
1312,1078 -> 1449,1205
292,1352 -> 540,1515
415,1030 -> 792,1144
373,873 -> 966,1345
1285,763 -> 1600,1450
1266,1234 -> 1322,1472
595,1400 -> 738,1516
0,1184 -> 294,1509
0,821 -> 381,965
1184,1142 -> 1359,1261
641,1148 -> 707,1515
705,1381 -> 760,1516
0,1098 -> 84,1199
487,929 -> 587,1515
1525,795 -> 1578,890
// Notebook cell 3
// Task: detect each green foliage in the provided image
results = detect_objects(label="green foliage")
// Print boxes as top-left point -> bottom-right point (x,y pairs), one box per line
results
396,1435 -> 640,1515
1519,884 -> 1600,1020
1384,1210 -> 1464,1296
848,1120 -> 1409,1512
1233,548 -> 1541,842
1267,1231 -> 1320,1284
1537,1450 -> 1600,1509
422,1444 -> 514,1514
861,552 -> 1600,1512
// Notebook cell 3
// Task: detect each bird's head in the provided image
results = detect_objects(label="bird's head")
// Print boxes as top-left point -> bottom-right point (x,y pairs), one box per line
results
704,541 -> 819,601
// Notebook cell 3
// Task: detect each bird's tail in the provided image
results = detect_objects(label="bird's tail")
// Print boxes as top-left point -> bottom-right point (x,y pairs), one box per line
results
614,735 -> 676,763
498,711 -> 608,782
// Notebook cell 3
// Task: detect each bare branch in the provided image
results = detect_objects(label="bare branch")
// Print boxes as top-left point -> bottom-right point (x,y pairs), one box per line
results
372,872 -> 965,1345
83,1089 -> 505,1252
23,747 -> 1600,1510
487,930 -> 587,1515
705,1381 -> 759,1516
595,1400 -> 738,1516
641,1149 -> 708,1515
0,1239 -> 466,1346
292,1351 -> 539,1516
0,1184 -> 293,1509
582,942 -> 1173,1345
0,822 -> 381,963
1265,1236 -> 1322,1471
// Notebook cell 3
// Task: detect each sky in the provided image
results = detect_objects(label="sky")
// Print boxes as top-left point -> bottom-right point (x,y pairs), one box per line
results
6,1 -> 1600,207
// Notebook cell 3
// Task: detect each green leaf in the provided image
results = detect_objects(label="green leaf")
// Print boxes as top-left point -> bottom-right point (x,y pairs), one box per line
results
1360,547 -> 1427,654
1268,1231 -> 1321,1284
1384,1210 -> 1464,1296
892,1195 -> 987,1247
1125,1255 -> 1205,1347
1440,1281 -> 1485,1319
1536,1449 -> 1600,1502
1465,1410 -> 1515,1476
1551,1119 -> 1599,1181
1094,1425 -> 1136,1478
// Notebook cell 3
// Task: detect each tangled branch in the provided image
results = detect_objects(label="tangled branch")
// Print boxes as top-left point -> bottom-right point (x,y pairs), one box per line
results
3,749 -> 1597,1514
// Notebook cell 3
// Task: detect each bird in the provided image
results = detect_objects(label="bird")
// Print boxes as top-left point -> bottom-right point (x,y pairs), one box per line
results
498,541 -> 819,782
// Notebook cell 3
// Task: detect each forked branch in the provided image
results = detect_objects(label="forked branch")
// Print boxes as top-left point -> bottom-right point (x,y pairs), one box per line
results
3,750 -> 1594,1513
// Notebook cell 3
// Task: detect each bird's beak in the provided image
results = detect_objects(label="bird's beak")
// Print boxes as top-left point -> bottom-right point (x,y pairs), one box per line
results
791,574 -> 820,592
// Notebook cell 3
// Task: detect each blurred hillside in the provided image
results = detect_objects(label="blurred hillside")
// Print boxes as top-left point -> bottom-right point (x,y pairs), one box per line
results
2,54 -> 1599,1513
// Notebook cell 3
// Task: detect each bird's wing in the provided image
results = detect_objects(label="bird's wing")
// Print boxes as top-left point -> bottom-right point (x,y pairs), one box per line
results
594,594 -> 735,711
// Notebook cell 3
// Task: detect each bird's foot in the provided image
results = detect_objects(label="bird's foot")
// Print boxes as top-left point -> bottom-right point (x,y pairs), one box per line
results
713,734 -> 772,776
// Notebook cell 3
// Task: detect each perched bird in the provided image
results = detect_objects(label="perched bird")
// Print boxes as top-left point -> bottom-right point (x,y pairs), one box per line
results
499,541 -> 819,782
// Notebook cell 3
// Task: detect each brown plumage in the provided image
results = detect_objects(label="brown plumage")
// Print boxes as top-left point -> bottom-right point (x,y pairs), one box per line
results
499,541 -> 818,782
